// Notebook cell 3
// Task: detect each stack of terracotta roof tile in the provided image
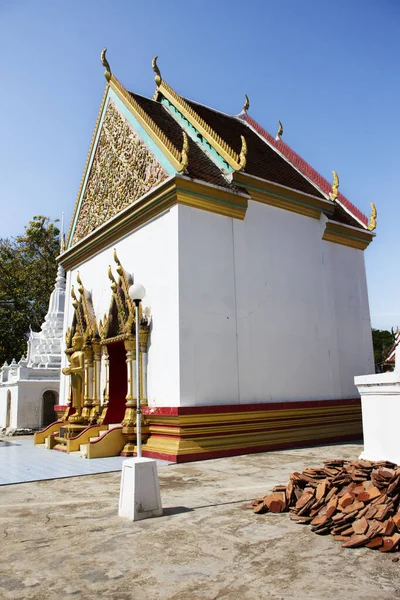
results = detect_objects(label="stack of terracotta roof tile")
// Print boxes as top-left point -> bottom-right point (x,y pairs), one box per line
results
248,459 -> 400,552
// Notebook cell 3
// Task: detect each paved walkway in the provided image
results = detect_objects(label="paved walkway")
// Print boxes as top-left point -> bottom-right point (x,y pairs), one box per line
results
2,442 -> 400,600
0,437 -> 168,485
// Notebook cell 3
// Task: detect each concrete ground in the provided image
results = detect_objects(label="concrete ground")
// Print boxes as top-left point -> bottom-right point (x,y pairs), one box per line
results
1,442 -> 400,600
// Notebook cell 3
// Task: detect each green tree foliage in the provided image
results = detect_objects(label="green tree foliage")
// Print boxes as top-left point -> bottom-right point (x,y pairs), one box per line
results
372,328 -> 396,372
0,216 -> 60,365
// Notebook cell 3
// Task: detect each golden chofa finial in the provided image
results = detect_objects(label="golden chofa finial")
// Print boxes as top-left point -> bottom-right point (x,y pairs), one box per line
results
243,94 -> 250,114
275,120 -> 283,141
329,170 -> 339,201
113,248 -> 121,268
179,132 -> 189,171
152,55 -> 162,86
76,272 -> 84,295
113,248 -> 124,277
108,265 -> 115,283
101,48 -> 111,82
368,202 -> 377,231
238,136 -> 247,171
108,265 -> 117,292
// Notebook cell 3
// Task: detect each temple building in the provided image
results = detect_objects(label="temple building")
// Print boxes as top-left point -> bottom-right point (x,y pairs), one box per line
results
0,265 -> 66,430
34,51 -> 376,461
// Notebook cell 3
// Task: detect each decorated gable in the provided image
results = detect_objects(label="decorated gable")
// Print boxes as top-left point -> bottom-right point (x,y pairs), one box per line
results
70,99 -> 169,246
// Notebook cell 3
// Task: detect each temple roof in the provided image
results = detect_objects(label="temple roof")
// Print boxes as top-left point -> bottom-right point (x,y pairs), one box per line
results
130,93 -> 237,191
184,99 -> 326,200
64,52 -> 376,254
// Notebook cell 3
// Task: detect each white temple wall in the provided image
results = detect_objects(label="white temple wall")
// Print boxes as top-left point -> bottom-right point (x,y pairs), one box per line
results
178,205 -> 239,406
324,240 -> 374,396
176,202 -> 373,406
62,206 -> 180,407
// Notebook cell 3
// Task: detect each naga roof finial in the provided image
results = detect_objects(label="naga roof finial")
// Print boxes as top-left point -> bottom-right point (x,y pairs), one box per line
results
152,55 -> 162,86
329,170 -> 339,201
243,94 -> 250,114
238,136 -> 247,171
275,120 -> 283,141
368,202 -> 377,231
180,132 -> 189,171
101,48 -> 111,82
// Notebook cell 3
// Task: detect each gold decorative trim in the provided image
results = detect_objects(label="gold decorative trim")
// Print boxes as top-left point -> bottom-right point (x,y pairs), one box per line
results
322,220 -> 374,250
152,55 -> 162,86
368,202 -> 377,231
66,85 -> 109,247
155,71 -> 246,171
242,93 -> 250,114
233,171 -> 332,220
142,403 -> 362,459
329,170 -> 339,201
275,120 -> 283,141
76,272 -> 98,338
100,48 -> 111,82
109,75 -> 186,171
59,176 -> 248,270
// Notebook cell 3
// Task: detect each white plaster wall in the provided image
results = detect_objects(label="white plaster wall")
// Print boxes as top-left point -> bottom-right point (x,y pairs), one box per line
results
0,385 -> 18,428
0,382 -> 59,429
355,370 -> 400,464
63,206 -> 180,407
16,382 -> 59,429
177,202 -> 373,406
178,205 -> 239,406
325,240 -> 374,397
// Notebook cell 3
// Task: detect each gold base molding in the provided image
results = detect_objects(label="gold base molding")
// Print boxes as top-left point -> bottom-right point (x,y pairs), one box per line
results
141,399 -> 362,463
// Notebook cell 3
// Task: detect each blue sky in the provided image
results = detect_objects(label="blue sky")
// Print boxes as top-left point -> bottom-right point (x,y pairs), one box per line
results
0,0 -> 399,330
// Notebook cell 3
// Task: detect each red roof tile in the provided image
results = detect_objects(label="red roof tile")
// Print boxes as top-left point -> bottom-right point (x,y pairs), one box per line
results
244,114 -> 369,228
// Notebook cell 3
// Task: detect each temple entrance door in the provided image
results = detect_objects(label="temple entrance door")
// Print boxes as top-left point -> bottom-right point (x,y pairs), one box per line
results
42,390 -> 58,427
6,391 -> 11,428
106,341 -> 127,424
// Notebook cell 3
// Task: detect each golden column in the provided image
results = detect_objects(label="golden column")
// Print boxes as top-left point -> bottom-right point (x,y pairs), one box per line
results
89,340 -> 102,423
98,345 -> 110,425
139,327 -> 149,406
121,338 -> 137,455
81,345 -> 94,422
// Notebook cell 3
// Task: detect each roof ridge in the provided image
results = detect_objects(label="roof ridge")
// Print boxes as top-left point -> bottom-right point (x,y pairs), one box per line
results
155,78 -> 246,171
244,113 -> 369,228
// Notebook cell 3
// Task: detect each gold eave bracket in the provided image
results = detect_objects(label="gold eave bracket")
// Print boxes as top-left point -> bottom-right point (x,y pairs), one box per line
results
233,171 -> 334,220
322,220 -> 374,250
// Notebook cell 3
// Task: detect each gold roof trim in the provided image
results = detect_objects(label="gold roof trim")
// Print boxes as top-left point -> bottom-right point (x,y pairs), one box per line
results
109,74 -> 188,172
101,48 -> 111,82
154,71 -> 246,171
66,85 -> 109,247
329,170 -> 339,201
368,202 -> 377,231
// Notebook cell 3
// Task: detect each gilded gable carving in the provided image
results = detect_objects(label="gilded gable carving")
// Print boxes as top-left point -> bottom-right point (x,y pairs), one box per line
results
72,100 -> 168,245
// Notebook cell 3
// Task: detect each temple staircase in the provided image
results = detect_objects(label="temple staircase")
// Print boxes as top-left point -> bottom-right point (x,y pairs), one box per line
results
79,424 -> 125,458
34,421 -> 126,458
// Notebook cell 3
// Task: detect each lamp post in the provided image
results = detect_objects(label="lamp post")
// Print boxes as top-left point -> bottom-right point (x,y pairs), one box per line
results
128,282 -> 146,458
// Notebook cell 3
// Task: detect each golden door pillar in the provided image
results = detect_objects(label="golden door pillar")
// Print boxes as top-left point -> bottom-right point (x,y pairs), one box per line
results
89,341 -> 102,423
98,345 -> 110,425
121,338 -> 137,456
81,345 -> 94,422
139,327 -> 150,406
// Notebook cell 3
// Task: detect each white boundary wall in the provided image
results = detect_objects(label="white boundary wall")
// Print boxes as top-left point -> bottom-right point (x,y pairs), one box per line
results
355,351 -> 400,465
